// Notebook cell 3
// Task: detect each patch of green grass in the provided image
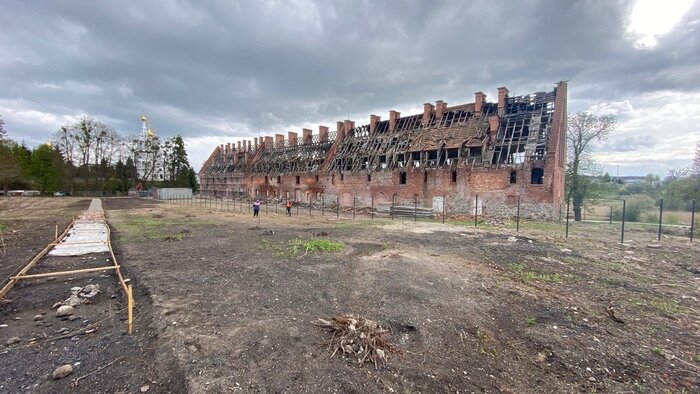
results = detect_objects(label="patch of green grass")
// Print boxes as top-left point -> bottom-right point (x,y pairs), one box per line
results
526,316 -> 536,326
695,354 -> 700,362
0,223 -> 6,232
507,262 -> 562,284
649,299 -> 686,315
260,238 -> 344,258
116,215 -> 211,241
652,346 -> 665,357
289,238 -> 344,255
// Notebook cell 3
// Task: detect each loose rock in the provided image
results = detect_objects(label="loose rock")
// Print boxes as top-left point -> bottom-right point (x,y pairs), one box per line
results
56,305 -> 75,317
52,364 -> 73,379
141,385 -> 150,392
33,314 -> 44,321
6,336 -> 21,345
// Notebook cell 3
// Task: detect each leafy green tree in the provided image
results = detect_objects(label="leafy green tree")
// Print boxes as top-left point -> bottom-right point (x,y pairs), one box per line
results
566,112 -> 617,221
0,143 -> 22,193
28,144 -> 64,193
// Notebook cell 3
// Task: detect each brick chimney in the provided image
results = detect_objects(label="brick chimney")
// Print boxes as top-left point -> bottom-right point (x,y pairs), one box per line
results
435,100 -> 447,122
288,131 -> 298,146
497,87 -> 509,116
489,115 -> 499,139
274,134 -> 285,148
253,138 -> 258,150
369,114 -> 380,133
389,110 -> 401,131
319,125 -> 329,142
264,136 -> 273,149
302,128 -> 312,144
237,141 -> 241,151
343,120 -> 354,137
422,103 -> 434,126
474,92 -> 486,115
336,121 -> 345,140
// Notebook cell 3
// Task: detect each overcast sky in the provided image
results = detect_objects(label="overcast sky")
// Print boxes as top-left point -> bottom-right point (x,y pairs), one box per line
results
2,0 -> 698,176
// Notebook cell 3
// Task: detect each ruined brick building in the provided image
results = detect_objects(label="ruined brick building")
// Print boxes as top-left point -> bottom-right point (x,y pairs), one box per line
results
199,81 -> 567,219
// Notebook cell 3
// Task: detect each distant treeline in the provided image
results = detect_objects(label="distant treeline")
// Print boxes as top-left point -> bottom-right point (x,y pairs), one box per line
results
0,115 -> 198,194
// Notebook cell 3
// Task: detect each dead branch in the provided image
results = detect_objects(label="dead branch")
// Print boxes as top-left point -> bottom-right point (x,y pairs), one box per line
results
314,314 -> 396,368
605,305 -> 625,324
72,356 -> 123,386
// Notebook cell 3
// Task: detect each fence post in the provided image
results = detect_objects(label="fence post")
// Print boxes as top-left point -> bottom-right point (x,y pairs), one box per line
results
609,206 -> 613,225
691,199 -> 696,242
336,196 -> 339,218
621,199 -> 626,244
353,197 -> 356,220
275,200 -> 278,214
516,195 -> 521,233
296,201 -> 299,216
442,194 -> 446,225
657,198 -> 663,242
414,196 -> 417,222
371,196 -> 374,220
474,195 -> 478,228
309,199 -> 312,216
391,194 -> 395,220
322,196 -> 325,216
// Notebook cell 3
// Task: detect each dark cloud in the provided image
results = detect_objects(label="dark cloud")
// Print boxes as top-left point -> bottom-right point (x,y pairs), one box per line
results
1,0 -> 699,174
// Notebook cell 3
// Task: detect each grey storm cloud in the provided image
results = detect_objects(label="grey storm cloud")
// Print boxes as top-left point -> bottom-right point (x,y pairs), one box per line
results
609,134 -> 658,152
1,0 -> 699,173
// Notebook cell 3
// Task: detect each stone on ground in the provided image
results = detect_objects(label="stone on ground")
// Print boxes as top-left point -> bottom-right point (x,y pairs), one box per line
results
52,364 -> 73,379
56,305 -> 75,317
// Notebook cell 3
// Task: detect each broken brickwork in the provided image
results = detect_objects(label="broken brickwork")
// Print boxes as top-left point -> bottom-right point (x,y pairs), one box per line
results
199,81 -> 567,219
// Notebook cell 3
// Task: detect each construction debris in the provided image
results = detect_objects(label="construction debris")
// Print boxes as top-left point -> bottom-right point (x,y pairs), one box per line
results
314,315 -> 396,368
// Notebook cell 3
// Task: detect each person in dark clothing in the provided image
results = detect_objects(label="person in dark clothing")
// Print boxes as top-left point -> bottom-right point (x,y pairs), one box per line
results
253,199 -> 261,217
286,200 -> 293,216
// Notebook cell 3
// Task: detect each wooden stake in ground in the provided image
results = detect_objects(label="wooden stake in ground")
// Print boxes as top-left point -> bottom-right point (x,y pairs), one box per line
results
127,284 -> 134,335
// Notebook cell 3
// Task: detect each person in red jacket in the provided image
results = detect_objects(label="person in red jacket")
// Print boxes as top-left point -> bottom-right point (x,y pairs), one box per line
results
286,200 -> 293,216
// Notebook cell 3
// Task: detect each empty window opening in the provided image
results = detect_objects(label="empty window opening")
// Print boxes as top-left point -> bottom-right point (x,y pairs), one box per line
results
265,176 -> 268,184
331,174 -> 335,185
277,175 -> 281,183
315,175 -> 319,182
423,172 -> 428,183
531,168 -> 544,184
447,149 -> 459,159
296,175 -> 300,185
451,170 -> 457,183
340,173 -> 344,181
367,173 -> 372,182
399,172 -> 407,185
510,170 -> 517,184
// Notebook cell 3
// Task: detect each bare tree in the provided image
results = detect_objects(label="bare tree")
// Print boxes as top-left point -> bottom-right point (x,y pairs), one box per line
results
53,117 -> 119,191
692,141 -> 700,177
0,115 -> 6,142
567,112 -> 617,221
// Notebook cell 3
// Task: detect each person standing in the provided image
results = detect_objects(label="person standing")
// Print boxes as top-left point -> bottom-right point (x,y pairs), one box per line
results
286,200 -> 293,216
253,199 -> 261,217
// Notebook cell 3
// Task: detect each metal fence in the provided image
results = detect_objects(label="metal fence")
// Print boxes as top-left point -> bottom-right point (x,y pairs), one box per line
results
141,193 -> 699,243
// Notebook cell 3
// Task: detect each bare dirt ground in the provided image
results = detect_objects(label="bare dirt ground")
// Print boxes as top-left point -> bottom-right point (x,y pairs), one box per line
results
0,197 -> 184,393
2,197 -> 699,393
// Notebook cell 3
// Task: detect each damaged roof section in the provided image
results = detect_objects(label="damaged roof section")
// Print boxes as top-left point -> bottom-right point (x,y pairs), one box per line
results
200,85 -> 561,176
